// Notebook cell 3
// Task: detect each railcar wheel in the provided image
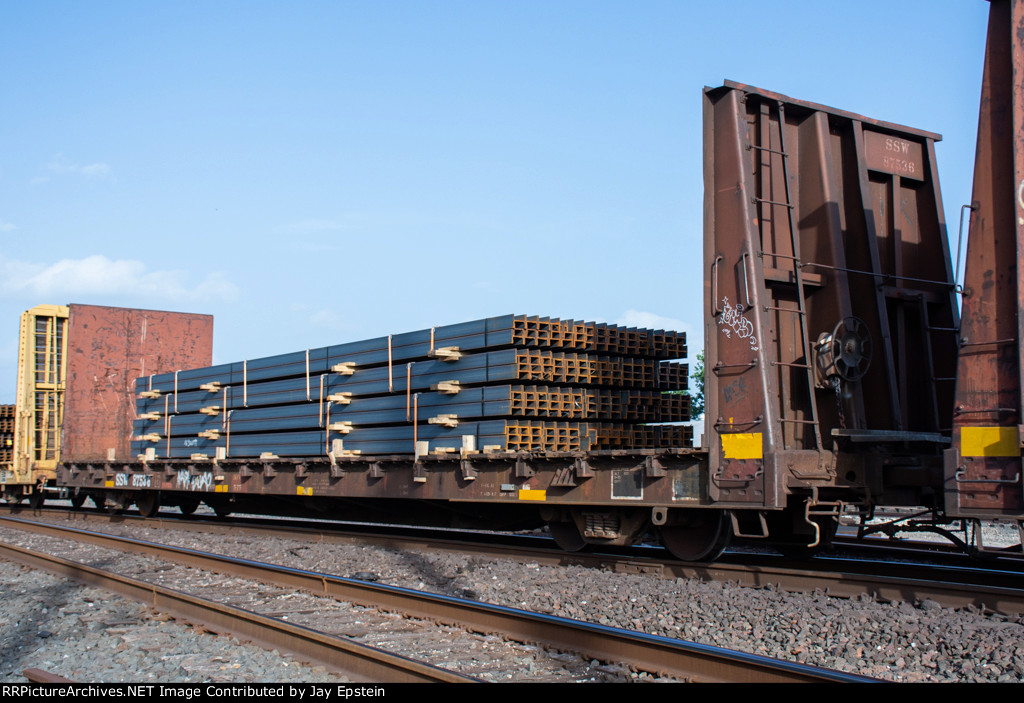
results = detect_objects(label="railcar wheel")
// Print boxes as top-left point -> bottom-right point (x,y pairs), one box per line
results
659,510 -> 732,562
3,487 -> 23,504
135,492 -> 160,518
177,498 -> 200,515
547,521 -> 587,552
69,490 -> 87,509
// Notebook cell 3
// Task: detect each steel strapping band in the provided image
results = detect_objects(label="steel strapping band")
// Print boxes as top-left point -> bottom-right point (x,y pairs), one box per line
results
406,363 -> 412,421
324,402 -> 330,454
222,387 -> 228,430
413,393 -> 419,453
318,374 -> 325,427
305,349 -> 311,401
174,371 -> 179,413
243,360 -> 248,407
388,335 -> 393,392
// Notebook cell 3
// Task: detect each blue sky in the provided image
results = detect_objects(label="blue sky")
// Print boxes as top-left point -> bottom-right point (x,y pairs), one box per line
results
0,1 -> 991,404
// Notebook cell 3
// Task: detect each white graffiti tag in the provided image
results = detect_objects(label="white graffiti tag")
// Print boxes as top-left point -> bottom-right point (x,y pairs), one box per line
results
176,469 -> 213,492
718,297 -> 759,351
1018,179 -> 1024,225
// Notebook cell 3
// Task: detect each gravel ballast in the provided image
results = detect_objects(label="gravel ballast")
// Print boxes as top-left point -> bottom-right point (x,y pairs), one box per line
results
0,565 -> 350,683
1,513 -> 1022,683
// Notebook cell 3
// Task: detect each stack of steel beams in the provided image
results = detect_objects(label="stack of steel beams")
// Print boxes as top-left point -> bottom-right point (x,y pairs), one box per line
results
130,315 -> 691,459
0,405 -> 13,464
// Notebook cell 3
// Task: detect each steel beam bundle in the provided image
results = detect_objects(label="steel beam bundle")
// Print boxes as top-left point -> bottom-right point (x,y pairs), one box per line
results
137,315 -> 686,395
136,351 -> 688,417
135,421 -> 695,458
134,386 -> 689,435
131,315 -> 692,459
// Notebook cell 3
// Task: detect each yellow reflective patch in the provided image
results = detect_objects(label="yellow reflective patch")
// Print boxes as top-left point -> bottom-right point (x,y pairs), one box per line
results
214,484 -> 229,493
518,489 -> 546,501
721,432 -> 763,460
104,481 -> 114,488
296,486 -> 313,496
961,426 -> 1021,457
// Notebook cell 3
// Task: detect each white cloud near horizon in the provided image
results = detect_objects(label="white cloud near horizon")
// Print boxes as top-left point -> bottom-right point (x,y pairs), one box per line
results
288,302 -> 350,333
614,309 -> 692,335
46,153 -> 111,178
0,254 -> 239,303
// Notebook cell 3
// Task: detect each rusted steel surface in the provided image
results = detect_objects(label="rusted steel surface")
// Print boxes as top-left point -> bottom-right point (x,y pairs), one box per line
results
59,449 -> 708,518
703,82 -> 958,509
63,305 -> 212,463
22,668 -> 75,683
946,0 -> 1024,518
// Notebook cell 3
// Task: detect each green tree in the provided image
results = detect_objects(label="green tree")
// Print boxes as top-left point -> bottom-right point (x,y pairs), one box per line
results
690,350 -> 705,418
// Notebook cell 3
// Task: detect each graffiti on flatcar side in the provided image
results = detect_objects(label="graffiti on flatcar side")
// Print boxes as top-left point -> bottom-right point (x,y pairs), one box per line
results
1017,179 -> 1024,224
718,297 -> 759,351
721,376 -> 749,404
176,469 -> 213,491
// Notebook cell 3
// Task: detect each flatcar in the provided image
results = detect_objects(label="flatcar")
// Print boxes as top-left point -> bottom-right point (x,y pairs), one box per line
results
3,0 -> 1022,562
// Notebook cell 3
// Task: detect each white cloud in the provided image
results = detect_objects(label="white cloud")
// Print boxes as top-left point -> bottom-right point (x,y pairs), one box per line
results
45,153 -> 111,178
77,162 -> 112,177
615,309 -> 691,334
614,309 -> 700,358
0,220 -> 15,231
308,308 -> 345,330
0,254 -> 238,303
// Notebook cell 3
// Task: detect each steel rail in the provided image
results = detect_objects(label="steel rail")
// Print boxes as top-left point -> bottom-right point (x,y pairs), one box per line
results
23,668 -> 75,683
0,533 -> 476,684
17,505 -> 1024,615
14,506 -> 1024,615
0,514 -> 872,684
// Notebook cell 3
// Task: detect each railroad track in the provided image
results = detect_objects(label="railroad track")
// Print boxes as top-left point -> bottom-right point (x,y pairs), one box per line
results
12,505 -> 1024,617
0,514 -> 871,683
0,536 -> 468,683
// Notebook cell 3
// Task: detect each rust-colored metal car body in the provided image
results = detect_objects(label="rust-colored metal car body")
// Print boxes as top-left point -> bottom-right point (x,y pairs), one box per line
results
945,0 -> 1024,524
703,79 -> 958,535
2,304 -> 212,503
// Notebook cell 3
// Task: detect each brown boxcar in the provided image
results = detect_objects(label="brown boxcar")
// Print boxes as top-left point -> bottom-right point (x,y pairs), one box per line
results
945,0 -> 1024,526
1,303 -> 212,504
703,80 -> 958,548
